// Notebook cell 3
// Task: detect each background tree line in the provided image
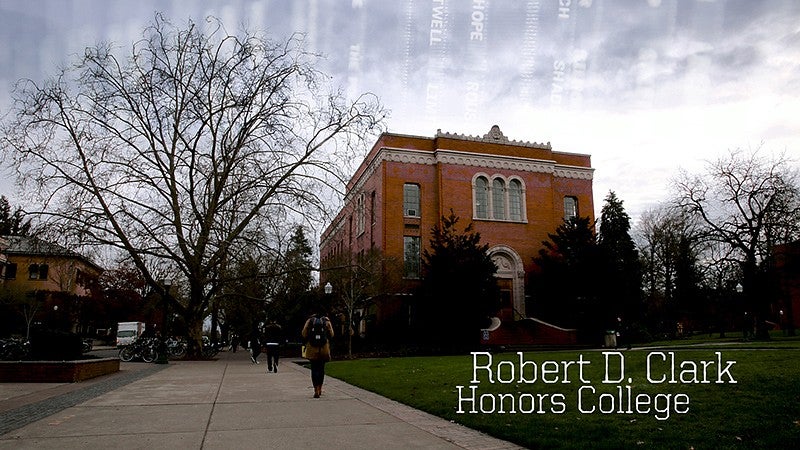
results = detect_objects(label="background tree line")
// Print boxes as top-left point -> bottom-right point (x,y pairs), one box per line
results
532,149 -> 800,343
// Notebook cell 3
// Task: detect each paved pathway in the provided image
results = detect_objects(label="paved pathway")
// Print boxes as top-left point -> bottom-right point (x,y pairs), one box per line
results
0,351 -> 522,449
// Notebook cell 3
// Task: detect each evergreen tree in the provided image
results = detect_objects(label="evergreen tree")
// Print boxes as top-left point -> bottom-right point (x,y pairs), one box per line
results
673,235 -> 704,330
269,226 -> 314,340
598,191 -> 642,325
417,211 -> 499,352
0,196 -> 31,236
283,226 -> 313,297
532,216 -> 602,338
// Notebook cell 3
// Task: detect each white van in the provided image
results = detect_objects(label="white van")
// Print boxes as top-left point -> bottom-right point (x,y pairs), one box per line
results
116,322 -> 145,347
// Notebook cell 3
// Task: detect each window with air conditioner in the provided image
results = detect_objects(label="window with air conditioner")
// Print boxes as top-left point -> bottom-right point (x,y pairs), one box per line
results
403,183 -> 420,217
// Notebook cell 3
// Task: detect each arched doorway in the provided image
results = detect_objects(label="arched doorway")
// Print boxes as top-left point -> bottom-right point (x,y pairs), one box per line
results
488,245 -> 526,320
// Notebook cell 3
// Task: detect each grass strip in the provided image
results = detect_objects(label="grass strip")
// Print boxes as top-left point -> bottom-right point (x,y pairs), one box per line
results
327,345 -> 800,449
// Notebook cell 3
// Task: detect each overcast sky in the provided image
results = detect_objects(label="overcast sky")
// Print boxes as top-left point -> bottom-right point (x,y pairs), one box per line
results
1,0 -> 799,225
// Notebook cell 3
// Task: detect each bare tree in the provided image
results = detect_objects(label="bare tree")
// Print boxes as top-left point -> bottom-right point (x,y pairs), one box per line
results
1,15 -> 384,356
322,248 -> 400,357
636,207 -> 701,302
673,148 -> 800,338
0,285 -> 42,340
637,204 -> 718,335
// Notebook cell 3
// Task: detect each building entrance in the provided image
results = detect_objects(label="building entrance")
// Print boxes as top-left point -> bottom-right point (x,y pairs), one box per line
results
488,245 -> 526,320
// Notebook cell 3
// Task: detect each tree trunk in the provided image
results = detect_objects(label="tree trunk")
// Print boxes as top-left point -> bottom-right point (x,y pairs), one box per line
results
210,305 -> 219,343
185,318 -> 204,359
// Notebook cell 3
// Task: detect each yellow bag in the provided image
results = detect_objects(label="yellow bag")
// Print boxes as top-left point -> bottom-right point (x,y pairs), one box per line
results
301,345 -> 307,358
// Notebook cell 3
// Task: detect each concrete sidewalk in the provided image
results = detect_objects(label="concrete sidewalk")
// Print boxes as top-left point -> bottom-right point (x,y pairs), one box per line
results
0,350 -> 521,449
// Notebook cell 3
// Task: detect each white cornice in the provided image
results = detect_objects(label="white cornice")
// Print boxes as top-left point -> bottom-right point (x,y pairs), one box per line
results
382,148 -> 438,165
345,147 -> 593,202
434,149 -> 555,175
553,165 -> 595,180
326,145 -> 594,243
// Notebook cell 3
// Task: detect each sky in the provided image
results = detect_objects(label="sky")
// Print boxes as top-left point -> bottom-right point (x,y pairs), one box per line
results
1,0 -> 799,227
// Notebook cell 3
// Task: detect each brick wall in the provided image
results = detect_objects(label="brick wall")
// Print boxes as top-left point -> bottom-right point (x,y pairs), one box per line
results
0,358 -> 120,382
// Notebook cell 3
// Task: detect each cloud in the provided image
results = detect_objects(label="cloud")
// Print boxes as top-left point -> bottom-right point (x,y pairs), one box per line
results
1,0 -> 799,217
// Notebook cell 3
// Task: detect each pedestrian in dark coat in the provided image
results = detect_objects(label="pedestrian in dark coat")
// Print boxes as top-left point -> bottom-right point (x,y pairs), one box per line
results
263,320 -> 283,373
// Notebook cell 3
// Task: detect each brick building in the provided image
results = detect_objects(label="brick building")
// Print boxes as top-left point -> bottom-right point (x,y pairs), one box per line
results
320,126 -> 594,345
774,241 -> 800,333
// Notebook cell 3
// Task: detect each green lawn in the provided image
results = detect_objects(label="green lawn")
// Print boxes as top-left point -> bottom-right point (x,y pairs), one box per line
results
326,340 -> 800,449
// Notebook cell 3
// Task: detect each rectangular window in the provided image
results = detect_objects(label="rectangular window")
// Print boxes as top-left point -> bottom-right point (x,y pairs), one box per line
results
5,263 -> 17,279
28,263 -> 48,280
403,236 -> 421,278
403,183 -> 420,217
370,191 -> 376,226
356,192 -> 365,235
564,196 -> 578,221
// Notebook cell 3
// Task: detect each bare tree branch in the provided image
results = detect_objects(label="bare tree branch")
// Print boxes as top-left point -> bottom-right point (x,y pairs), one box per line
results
1,14 -> 385,355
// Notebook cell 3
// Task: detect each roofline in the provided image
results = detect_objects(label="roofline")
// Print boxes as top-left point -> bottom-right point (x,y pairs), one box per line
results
1,235 -> 105,273
3,251 -> 104,273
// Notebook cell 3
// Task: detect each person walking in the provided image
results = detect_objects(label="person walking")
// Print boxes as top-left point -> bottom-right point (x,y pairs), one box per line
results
229,332 -> 239,353
263,319 -> 283,373
249,326 -> 262,364
302,311 -> 334,398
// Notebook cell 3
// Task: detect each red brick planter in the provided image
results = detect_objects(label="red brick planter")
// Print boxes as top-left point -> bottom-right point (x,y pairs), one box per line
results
0,358 -> 120,382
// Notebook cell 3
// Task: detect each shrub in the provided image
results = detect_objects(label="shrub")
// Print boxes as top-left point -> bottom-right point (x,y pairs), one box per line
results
30,329 -> 83,360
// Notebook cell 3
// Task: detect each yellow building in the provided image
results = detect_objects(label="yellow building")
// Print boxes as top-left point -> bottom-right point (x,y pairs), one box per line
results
1,235 -> 103,335
1,235 -> 102,297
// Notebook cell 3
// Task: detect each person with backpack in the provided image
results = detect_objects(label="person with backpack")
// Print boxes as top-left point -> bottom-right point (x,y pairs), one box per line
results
301,311 -> 334,398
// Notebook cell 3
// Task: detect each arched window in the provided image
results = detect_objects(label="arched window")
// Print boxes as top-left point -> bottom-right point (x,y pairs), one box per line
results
473,174 -> 526,222
564,196 -> 578,221
509,179 -> 523,221
474,176 -> 489,219
492,178 -> 506,220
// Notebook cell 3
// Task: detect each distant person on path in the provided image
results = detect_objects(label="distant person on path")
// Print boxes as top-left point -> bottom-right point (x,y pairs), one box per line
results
229,333 -> 239,353
263,320 -> 283,373
249,327 -> 262,364
302,310 -> 334,398
616,317 -> 631,350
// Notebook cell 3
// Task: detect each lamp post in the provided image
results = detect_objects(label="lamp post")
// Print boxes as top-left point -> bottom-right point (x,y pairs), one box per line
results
736,283 -> 749,339
323,282 -> 334,346
163,279 -> 172,337
52,305 -> 59,331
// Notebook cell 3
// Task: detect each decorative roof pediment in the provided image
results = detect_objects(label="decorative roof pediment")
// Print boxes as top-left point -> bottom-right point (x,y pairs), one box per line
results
436,125 -> 552,150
